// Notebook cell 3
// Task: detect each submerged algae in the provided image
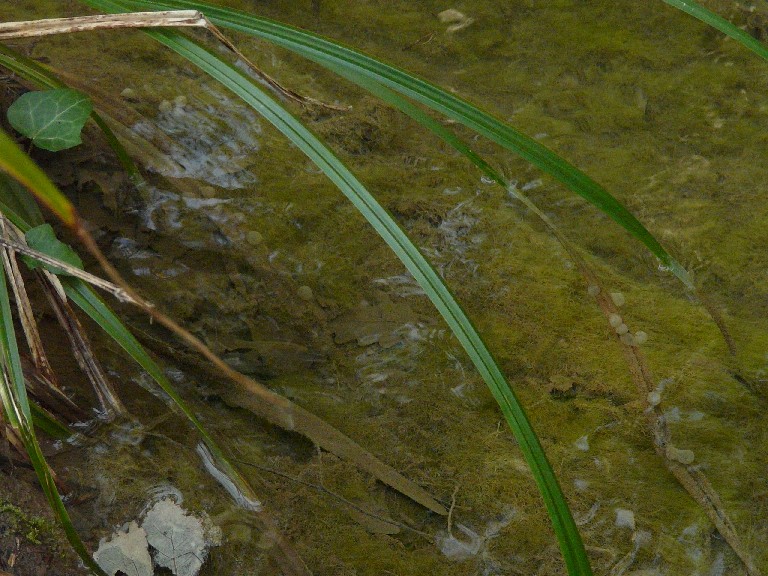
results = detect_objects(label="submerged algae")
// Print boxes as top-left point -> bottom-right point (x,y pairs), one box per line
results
1,0 -> 768,574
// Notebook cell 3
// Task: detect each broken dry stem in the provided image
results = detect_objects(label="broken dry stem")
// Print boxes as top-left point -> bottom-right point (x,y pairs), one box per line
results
0,218 -> 58,390
0,237 -> 135,304
0,11 -> 208,40
39,270 -> 128,419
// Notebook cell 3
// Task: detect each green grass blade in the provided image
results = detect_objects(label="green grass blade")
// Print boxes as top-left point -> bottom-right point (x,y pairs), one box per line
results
78,21 -> 591,572
0,129 -> 76,225
30,400 -> 72,440
86,0 -> 691,292
662,0 -> 768,61
0,43 -> 145,186
341,71 -> 509,186
0,173 -> 44,231
0,247 -> 106,575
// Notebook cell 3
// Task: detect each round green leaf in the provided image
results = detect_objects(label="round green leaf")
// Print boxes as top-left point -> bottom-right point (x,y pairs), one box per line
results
7,88 -> 93,152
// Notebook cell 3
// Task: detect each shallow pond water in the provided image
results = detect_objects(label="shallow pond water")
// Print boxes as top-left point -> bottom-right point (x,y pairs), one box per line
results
2,1 -> 768,575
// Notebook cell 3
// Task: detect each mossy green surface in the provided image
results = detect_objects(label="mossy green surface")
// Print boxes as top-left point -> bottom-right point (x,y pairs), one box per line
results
0,500 -> 58,545
1,0 -> 768,574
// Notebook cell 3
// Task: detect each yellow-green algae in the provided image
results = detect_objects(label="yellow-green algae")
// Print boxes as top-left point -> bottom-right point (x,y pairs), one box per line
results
1,0 -> 768,574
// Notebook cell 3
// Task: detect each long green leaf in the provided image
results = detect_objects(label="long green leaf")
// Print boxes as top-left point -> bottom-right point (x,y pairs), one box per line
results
662,0 -> 768,61
0,129 -> 75,225
88,0 -> 692,291
76,19 -> 590,572
30,400 -> 72,440
0,223 -> 105,575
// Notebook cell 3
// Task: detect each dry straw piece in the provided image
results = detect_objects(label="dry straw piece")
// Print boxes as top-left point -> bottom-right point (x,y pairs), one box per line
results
0,11 -> 208,40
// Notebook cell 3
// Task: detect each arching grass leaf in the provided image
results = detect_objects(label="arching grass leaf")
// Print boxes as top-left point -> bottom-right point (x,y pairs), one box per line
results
0,127 -> 76,225
100,25 -> 592,574
7,88 -> 93,152
662,0 -> 768,61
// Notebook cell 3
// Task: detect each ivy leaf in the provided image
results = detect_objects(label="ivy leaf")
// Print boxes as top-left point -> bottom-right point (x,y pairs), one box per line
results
7,89 -> 92,151
23,223 -> 83,275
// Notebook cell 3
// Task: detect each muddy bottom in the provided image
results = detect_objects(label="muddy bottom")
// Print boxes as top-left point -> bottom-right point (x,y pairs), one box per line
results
0,467 -> 82,576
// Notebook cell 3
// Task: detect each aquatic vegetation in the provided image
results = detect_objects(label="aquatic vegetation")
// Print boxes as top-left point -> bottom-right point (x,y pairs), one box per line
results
0,0 -> 766,575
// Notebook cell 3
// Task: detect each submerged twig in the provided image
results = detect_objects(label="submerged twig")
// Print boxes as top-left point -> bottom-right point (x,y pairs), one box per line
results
233,456 -> 433,540
20,356 -> 84,423
447,484 -> 460,535
39,270 -> 128,420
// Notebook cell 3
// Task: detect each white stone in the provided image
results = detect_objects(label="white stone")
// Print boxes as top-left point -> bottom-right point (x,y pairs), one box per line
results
297,285 -> 314,301
664,407 -> 681,423
634,330 -> 648,345
615,508 -> 635,530
608,313 -> 623,328
610,292 -> 626,306
647,391 -> 661,406
620,333 -> 635,346
633,529 -> 652,547
438,8 -> 465,23
574,435 -> 589,451
245,230 -> 263,246
437,8 -> 474,32
666,445 -> 695,465
573,479 -> 589,491
143,499 -> 208,576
